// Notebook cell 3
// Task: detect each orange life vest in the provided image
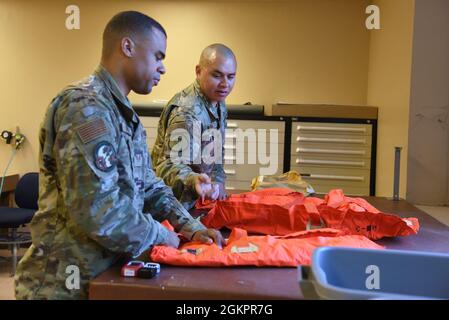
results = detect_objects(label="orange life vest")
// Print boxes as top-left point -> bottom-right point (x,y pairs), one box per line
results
150,227 -> 384,267
199,188 -> 419,240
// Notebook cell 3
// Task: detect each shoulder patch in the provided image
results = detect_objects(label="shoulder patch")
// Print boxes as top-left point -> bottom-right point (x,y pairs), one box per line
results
94,141 -> 117,172
76,118 -> 109,144
81,106 -> 96,118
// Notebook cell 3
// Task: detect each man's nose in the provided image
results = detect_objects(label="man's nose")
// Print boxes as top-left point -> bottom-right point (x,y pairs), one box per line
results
219,77 -> 228,87
159,63 -> 166,75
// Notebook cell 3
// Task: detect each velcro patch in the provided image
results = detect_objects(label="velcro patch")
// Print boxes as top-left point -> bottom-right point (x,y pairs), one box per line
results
77,118 -> 108,144
94,141 -> 117,172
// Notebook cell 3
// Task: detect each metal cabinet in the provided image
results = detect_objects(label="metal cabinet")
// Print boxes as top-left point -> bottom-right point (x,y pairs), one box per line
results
139,115 -> 286,191
224,118 -> 285,191
138,110 -> 376,196
289,119 -> 376,196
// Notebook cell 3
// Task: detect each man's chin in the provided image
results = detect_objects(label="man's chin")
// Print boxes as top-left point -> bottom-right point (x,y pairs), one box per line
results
134,87 -> 153,95
208,96 -> 226,104
216,94 -> 229,101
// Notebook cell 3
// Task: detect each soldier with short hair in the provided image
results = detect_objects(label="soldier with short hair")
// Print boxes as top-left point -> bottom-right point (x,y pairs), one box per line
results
151,44 -> 237,210
15,11 -> 224,300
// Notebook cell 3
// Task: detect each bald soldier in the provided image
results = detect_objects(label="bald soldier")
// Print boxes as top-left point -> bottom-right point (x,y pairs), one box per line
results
15,11 -> 224,300
152,44 -> 237,210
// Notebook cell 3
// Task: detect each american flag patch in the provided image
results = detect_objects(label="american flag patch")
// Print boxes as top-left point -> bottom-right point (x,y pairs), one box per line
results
76,118 -> 108,144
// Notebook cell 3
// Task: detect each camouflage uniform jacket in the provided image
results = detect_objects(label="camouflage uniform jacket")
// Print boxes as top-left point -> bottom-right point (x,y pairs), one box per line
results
15,65 -> 205,300
151,81 -> 227,210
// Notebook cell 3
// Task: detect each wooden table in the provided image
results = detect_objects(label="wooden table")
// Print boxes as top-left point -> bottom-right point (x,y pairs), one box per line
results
89,197 -> 449,300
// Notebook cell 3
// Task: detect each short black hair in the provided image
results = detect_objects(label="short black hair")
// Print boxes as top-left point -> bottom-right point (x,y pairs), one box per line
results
102,11 -> 166,57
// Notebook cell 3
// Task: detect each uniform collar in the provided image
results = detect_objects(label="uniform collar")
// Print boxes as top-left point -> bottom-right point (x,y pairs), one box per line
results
193,80 -> 223,121
94,65 -> 138,124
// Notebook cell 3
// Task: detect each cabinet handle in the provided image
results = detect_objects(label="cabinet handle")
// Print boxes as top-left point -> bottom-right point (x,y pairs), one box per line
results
225,186 -> 236,190
296,158 -> 365,167
224,156 -> 236,161
226,134 -> 237,139
296,147 -> 366,156
296,125 -> 366,133
224,169 -> 236,175
296,137 -> 366,144
224,145 -> 236,150
227,122 -> 238,128
309,174 -> 364,181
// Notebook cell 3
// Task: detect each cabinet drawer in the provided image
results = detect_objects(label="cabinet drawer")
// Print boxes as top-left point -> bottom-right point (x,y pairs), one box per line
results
224,151 -> 282,163
292,122 -> 372,136
291,165 -> 370,187
224,153 -> 284,166
147,142 -> 284,160
226,131 -> 284,144
291,154 -> 370,170
291,132 -> 372,148
224,162 -> 283,181
291,145 -> 371,158
227,119 -> 285,132
308,183 -> 370,196
225,129 -> 284,156
225,180 -> 252,191
142,118 -> 285,131
224,141 -> 284,156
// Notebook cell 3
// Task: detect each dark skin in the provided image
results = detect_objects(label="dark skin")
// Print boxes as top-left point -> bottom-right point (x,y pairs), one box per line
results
101,30 -> 226,249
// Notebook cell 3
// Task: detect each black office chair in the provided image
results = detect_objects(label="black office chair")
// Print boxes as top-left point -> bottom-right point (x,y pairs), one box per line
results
0,172 -> 38,275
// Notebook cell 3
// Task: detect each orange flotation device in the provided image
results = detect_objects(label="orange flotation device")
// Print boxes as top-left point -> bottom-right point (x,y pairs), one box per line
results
150,226 -> 384,267
198,188 -> 419,240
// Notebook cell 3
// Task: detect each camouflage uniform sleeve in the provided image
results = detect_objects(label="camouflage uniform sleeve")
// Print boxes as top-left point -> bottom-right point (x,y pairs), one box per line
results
54,96 -> 171,258
142,158 -> 206,240
210,158 -> 226,185
210,106 -> 227,185
154,107 -> 203,205
210,147 -> 226,185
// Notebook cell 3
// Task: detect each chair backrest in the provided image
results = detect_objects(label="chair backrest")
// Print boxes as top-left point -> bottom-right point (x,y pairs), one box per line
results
14,172 -> 39,210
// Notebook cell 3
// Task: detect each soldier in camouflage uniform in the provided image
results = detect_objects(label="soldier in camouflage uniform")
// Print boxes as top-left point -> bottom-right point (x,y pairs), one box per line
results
15,11 -> 224,300
151,44 -> 237,210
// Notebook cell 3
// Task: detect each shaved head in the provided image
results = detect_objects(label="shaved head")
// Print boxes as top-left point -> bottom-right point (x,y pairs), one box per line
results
196,43 -> 237,105
199,43 -> 236,68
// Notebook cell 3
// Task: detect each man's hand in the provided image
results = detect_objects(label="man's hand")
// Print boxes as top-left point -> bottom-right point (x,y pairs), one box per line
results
192,174 -> 212,200
164,230 -> 180,248
217,183 -> 228,201
192,229 -> 226,249
191,174 -> 227,201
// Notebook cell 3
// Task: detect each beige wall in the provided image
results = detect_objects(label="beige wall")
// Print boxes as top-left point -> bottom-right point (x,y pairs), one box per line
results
0,0 -> 370,180
1,0 -> 417,198
367,0 -> 415,198
407,0 -> 449,205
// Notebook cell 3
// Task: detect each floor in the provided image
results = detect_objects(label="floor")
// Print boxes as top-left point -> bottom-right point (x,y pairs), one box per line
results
1,205 -> 448,300
0,247 -> 26,300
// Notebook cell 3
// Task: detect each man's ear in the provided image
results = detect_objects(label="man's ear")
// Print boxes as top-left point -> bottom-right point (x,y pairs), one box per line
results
121,37 -> 135,58
195,65 -> 201,79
